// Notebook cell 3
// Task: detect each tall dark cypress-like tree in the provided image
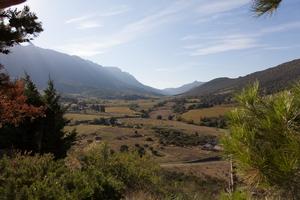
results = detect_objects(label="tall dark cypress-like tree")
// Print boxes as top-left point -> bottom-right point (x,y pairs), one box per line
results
23,73 -> 43,107
22,74 -> 44,152
41,79 -> 76,158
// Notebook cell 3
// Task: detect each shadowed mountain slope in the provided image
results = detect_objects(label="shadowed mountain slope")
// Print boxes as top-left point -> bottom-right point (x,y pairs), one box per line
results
184,59 -> 300,97
162,81 -> 204,95
0,45 -> 163,98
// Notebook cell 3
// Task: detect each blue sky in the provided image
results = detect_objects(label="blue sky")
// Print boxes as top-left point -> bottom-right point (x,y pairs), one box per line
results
16,0 -> 300,89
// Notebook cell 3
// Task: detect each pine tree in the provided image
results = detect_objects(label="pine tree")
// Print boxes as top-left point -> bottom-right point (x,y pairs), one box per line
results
23,73 -> 43,106
21,74 -> 44,152
252,0 -> 282,16
222,82 -> 300,199
0,2 -> 43,126
40,79 -> 76,158
0,5 -> 43,54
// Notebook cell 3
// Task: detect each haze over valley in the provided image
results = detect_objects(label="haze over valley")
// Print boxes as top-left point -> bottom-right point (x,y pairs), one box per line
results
0,0 -> 300,199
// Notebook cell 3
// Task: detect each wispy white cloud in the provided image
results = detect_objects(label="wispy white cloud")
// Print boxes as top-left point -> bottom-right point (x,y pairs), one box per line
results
196,0 -> 249,16
65,14 -> 95,24
58,1 -> 192,56
113,1 -> 190,42
184,21 -> 300,56
65,5 -> 130,24
181,35 -> 199,41
263,45 -> 300,51
65,5 -> 130,30
188,37 -> 259,56
77,21 -> 102,29
260,21 -> 300,34
189,0 -> 250,24
98,5 -> 130,17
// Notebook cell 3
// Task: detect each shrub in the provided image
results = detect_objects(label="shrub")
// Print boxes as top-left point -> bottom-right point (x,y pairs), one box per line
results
156,115 -> 162,120
172,102 -> 186,114
199,116 -> 227,128
222,82 -> 300,199
176,116 -> 183,121
120,145 -> 129,152
0,153 -> 122,200
0,143 -> 161,199
140,110 -> 150,118
188,102 -> 213,110
145,137 -> 154,142
219,189 -> 250,200
168,115 -> 174,120
187,119 -> 194,124
154,128 -> 216,147
91,118 -> 106,125
129,103 -> 139,111
160,170 -> 226,200
72,143 -> 160,192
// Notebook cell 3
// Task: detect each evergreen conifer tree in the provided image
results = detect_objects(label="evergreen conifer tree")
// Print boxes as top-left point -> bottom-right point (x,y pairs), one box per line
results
40,79 -> 76,158
23,73 -> 43,106
222,82 -> 300,199
252,0 -> 282,16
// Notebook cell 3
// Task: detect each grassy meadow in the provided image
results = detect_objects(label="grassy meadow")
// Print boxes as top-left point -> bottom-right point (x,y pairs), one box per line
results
181,105 -> 234,122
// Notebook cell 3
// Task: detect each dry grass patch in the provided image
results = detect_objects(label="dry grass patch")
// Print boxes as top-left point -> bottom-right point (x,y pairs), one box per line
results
65,113 -> 108,121
182,105 -> 233,122
120,118 -> 222,136
106,106 -> 137,115
161,161 -> 230,181
64,124 -> 104,135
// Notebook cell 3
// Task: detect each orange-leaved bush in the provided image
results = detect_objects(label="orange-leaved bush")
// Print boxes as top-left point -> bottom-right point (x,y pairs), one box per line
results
0,77 -> 43,127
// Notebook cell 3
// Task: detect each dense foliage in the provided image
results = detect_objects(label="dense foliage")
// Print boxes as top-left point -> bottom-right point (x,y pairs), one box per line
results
0,76 -> 76,158
0,5 -> 43,54
0,73 -> 42,126
0,143 -> 161,200
200,116 -> 227,129
172,99 -> 187,114
252,0 -> 282,16
0,2 -> 43,126
222,82 -> 300,199
154,128 -> 216,147
0,142 -> 230,200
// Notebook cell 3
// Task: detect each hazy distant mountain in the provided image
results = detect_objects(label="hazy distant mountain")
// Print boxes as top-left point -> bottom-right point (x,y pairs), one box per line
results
0,45 -> 163,98
162,81 -> 204,95
184,59 -> 300,97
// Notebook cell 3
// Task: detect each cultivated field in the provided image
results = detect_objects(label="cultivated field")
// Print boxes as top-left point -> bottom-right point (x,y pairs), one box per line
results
181,105 -> 234,122
64,98 -> 231,197
105,106 -> 137,115
65,113 -> 108,121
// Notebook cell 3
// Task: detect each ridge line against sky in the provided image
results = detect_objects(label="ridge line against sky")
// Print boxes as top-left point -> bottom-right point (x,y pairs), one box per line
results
14,0 -> 300,89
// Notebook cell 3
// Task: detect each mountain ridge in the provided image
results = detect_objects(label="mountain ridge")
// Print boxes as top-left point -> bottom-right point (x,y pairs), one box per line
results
183,59 -> 300,98
0,45 -> 163,98
162,81 -> 204,95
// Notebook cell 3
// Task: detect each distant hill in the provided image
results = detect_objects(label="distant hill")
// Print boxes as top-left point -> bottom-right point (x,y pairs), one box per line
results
184,59 -> 300,98
0,45 -> 163,98
162,81 -> 204,95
